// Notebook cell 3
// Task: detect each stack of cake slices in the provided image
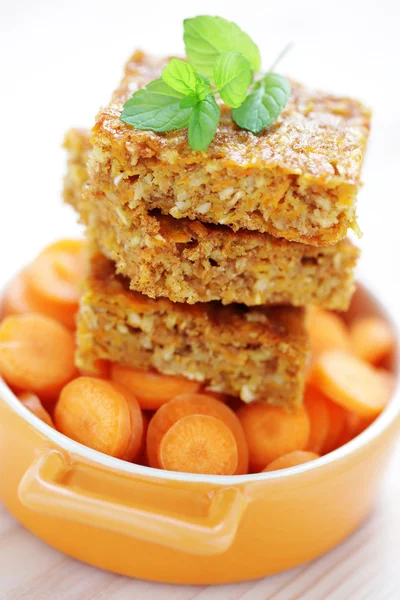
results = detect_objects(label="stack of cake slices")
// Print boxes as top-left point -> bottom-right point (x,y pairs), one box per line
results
64,50 -> 370,410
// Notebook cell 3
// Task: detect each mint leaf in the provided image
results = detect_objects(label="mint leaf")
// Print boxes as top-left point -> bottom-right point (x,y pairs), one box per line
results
263,73 -> 291,109
180,93 -> 199,109
232,74 -> 291,134
183,16 -> 261,78
188,95 -> 220,151
213,51 -> 253,108
162,58 -> 209,97
120,78 -> 191,132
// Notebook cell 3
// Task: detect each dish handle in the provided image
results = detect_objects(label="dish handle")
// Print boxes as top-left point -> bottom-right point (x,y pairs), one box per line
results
18,449 -> 246,556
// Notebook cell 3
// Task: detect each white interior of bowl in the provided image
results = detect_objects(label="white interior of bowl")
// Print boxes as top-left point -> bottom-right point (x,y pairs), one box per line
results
1,276 -> 399,485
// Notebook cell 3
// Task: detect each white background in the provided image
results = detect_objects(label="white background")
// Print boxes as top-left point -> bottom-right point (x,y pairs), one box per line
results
1,1 -> 400,598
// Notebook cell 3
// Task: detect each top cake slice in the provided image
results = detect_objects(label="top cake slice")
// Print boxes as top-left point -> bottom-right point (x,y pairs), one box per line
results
90,51 -> 371,246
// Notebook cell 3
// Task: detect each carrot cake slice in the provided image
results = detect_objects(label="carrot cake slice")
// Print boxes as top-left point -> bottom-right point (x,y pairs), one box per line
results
87,50 -> 371,246
76,253 -> 309,407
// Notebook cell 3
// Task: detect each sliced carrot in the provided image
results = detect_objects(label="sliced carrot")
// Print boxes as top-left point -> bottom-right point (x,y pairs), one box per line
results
158,414 -> 238,475
321,400 -> 348,454
334,410 -> 373,449
349,316 -> 395,365
113,383 -> 144,462
24,240 -> 86,329
134,411 -> 149,465
202,390 -> 229,404
308,308 -> 350,364
146,393 -> 249,474
311,350 -> 391,418
0,314 -> 77,401
54,377 -> 137,459
1,272 -> 36,319
80,359 -> 111,379
237,403 -> 310,472
41,239 -> 87,255
304,386 -> 330,454
111,365 -> 201,410
18,392 -> 55,428
263,450 -> 320,472
376,368 -> 396,397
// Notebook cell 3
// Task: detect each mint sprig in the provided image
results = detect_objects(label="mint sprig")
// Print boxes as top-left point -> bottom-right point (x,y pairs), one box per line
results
120,16 -> 291,151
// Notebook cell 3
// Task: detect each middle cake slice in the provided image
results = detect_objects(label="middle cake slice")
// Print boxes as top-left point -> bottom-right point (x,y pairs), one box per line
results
77,253 -> 309,408
64,129 -> 359,310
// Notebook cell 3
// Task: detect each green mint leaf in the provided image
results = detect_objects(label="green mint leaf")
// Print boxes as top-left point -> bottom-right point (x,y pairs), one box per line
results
120,78 -> 191,132
213,51 -> 253,108
262,73 -> 291,108
188,95 -> 220,151
232,74 -> 291,134
183,16 -> 261,78
162,58 -> 206,96
180,93 -> 199,109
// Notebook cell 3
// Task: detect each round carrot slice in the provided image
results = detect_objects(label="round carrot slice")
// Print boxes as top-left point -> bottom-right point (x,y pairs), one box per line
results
0,314 -> 77,400
349,316 -> 395,365
134,411 -> 150,465
41,239 -> 86,255
334,410 -> 373,450
80,359 -> 111,379
304,386 -> 330,453
24,240 -> 86,329
202,391 -> 229,403
237,402 -> 310,472
146,393 -> 248,474
1,272 -> 36,319
311,350 -> 391,418
158,414 -> 238,475
113,383 -> 144,462
18,392 -> 55,428
111,365 -> 201,410
54,377 -> 132,458
308,308 -> 350,363
322,400 -> 348,454
263,451 -> 319,472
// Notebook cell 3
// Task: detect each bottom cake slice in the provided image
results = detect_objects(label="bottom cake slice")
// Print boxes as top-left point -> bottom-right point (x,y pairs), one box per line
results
76,253 -> 310,408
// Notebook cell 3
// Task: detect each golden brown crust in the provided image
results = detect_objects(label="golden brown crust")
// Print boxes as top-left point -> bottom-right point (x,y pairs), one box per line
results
76,253 -> 309,407
88,51 -> 371,245
64,128 -> 360,309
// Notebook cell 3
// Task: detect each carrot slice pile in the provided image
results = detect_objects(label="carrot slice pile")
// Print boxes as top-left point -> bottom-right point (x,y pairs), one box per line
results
237,403 -> 310,472
158,414 -> 238,475
54,377 -> 143,460
349,316 -> 396,365
146,393 -> 249,474
263,450 -> 319,472
311,350 -> 391,418
304,386 -> 330,454
18,392 -> 55,428
111,365 -> 201,410
0,314 -> 77,401
24,240 -> 86,329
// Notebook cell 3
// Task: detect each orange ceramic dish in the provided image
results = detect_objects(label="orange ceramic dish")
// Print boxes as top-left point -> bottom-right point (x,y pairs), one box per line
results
0,284 -> 399,585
